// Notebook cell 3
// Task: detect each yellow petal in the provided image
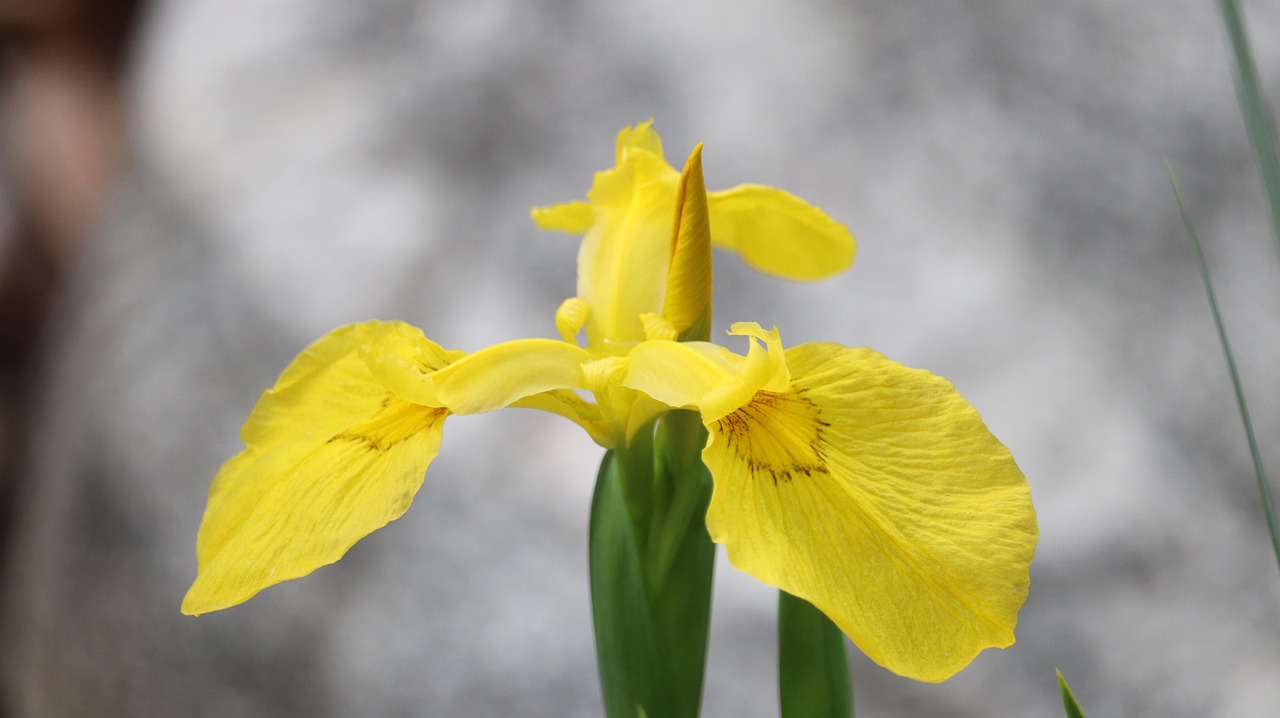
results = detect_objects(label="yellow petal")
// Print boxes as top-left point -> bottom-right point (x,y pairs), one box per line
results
625,325 -> 789,422
528,120 -> 663,237
578,144 -> 681,345
624,339 -> 744,412
708,185 -> 856,280
531,201 -> 593,234
511,389 -> 615,448
700,342 -> 1036,681
622,391 -> 672,440
662,144 -> 713,340
639,312 -> 678,341
555,297 -> 591,344
615,119 -> 664,164
726,322 -> 790,394
360,322 -> 465,406
426,338 -> 590,415
183,323 -> 447,615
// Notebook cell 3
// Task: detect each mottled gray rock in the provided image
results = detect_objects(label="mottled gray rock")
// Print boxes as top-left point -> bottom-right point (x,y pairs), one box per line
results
3,0 -> 1280,716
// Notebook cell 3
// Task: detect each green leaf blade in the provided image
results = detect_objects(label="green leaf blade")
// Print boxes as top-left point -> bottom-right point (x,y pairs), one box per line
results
1056,670 -> 1087,718
1167,161 -> 1280,577
1219,0 -> 1280,256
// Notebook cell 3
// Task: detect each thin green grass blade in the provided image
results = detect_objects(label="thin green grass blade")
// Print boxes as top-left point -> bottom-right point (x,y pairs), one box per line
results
1056,670 -> 1087,718
778,591 -> 853,718
1219,0 -> 1280,256
1167,161 -> 1280,576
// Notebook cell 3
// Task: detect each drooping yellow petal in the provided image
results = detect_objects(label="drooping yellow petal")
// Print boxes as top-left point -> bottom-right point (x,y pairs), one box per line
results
707,185 -> 855,280
700,342 -> 1036,682
183,322 -> 450,615
360,322 -> 466,407
662,144 -> 713,341
426,338 -> 590,415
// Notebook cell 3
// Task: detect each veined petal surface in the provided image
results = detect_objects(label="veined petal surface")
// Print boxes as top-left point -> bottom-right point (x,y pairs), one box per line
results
183,322 -> 449,615
701,342 -> 1036,681
707,185 -> 855,280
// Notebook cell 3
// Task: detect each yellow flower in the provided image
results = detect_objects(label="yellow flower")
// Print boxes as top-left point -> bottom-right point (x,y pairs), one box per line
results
532,119 -> 855,347
182,123 -> 1036,684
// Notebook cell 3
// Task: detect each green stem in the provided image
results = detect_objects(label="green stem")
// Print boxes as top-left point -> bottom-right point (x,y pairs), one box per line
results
778,591 -> 853,718
588,413 -> 716,718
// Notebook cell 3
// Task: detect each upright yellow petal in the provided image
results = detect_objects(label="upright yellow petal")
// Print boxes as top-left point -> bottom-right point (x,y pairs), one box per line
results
183,322 -> 450,615
662,144 -> 713,341
533,124 -> 857,345
615,119 -> 664,163
578,144 -> 681,345
707,185 -> 855,280
700,342 -> 1036,681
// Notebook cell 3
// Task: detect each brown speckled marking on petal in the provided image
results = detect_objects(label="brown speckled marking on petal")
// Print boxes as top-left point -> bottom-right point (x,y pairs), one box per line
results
330,400 -> 447,452
714,389 -> 829,485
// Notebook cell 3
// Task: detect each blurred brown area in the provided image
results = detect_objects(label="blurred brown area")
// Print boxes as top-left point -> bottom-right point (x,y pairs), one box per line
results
0,0 -> 144,608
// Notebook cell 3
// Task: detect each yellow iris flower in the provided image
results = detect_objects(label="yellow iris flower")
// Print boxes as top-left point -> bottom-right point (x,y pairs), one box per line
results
182,122 -> 1037,683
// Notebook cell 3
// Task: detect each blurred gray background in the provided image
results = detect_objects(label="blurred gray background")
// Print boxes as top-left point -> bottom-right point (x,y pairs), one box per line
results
1,0 -> 1279,716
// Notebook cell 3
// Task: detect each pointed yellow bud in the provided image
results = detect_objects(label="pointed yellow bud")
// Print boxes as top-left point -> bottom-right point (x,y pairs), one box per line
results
662,144 -> 713,342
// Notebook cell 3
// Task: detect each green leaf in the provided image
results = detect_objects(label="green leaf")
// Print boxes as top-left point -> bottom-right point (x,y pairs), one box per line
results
1218,0 -> 1280,257
778,591 -> 853,718
1168,161 -> 1280,576
1056,670 -> 1087,718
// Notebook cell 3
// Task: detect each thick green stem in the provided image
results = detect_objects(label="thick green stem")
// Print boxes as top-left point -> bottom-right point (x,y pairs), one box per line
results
588,412 -> 715,718
778,591 -> 853,718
